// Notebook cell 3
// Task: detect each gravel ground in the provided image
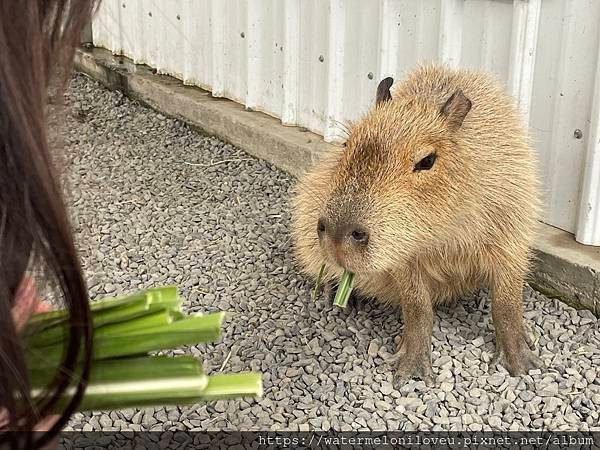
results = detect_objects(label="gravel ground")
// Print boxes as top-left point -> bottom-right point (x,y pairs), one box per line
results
56,74 -> 599,433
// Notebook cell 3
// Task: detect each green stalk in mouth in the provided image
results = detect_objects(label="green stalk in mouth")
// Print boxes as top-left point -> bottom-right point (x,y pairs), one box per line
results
333,270 -> 355,308
312,264 -> 327,302
312,264 -> 355,308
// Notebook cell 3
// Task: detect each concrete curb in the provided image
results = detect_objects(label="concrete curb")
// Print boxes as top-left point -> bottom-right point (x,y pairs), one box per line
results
74,46 -> 599,316
74,47 -> 328,178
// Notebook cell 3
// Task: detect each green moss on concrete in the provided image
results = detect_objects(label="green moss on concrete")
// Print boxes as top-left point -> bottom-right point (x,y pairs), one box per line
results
528,282 -> 588,311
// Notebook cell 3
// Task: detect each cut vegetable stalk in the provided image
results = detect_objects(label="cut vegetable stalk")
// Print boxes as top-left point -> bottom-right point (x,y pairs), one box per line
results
333,270 -> 354,308
24,286 -> 180,337
27,298 -> 157,348
29,358 -> 261,412
62,372 -> 259,412
198,373 -> 263,401
26,312 -> 226,368
93,309 -> 182,339
91,311 -> 226,359
87,286 -> 180,312
28,356 -> 203,388
30,356 -> 209,412
312,264 -> 327,302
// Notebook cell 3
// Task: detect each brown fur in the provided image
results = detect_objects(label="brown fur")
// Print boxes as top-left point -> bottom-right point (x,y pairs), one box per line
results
291,64 -> 543,385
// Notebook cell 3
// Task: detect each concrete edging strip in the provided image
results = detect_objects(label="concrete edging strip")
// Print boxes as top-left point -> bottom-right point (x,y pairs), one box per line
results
74,46 -> 600,316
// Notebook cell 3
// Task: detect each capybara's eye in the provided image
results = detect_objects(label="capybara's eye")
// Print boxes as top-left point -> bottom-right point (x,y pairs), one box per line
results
414,153 -> 437,172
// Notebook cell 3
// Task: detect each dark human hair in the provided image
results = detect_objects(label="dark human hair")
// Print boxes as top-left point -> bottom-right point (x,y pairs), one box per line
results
0,1 -> 96,448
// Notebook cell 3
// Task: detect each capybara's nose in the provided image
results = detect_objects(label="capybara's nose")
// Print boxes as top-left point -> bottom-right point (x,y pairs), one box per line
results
318,218 -> 369,245
317,218 -> 327,237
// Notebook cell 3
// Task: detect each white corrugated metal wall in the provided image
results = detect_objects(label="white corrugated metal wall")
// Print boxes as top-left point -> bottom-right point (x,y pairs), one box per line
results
91,0 -> 600,247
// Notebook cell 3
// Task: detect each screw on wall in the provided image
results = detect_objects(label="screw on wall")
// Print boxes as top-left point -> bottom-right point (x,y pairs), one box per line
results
318,55 -> 324,62
177,14 -> 181,20
367,72 -> 374,80
574,129 -> 583,139
122,3 -> 125,8
148,11 -> 152,17
241,32 -> 245,38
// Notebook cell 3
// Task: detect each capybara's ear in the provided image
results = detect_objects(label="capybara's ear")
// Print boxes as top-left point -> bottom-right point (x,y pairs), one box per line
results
376,77 -> 394,105
440,89 -> 472,130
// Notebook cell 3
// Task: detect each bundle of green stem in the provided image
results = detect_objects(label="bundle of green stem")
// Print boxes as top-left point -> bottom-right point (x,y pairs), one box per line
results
313,264 -> 355,308
23,286 -> 262,412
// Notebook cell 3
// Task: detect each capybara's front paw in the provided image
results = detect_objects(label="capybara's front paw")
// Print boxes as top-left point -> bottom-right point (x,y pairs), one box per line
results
387,343 -> 433,388
492,336 -> 545,376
